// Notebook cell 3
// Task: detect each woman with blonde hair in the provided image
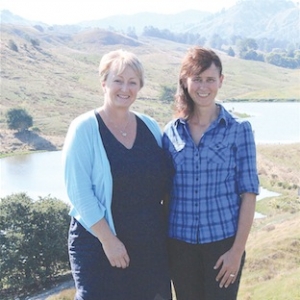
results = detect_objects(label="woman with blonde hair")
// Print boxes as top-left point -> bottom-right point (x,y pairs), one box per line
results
63,49 -> 173,299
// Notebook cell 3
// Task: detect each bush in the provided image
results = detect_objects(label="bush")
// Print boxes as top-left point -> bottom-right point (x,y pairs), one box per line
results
5,108 -> 33,132
159,85 -> 176,102
8,39 -> 18,52
0,193 -> 70,298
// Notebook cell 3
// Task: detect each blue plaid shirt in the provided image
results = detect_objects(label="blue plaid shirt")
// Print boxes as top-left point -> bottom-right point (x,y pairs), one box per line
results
162,104 -> 259,244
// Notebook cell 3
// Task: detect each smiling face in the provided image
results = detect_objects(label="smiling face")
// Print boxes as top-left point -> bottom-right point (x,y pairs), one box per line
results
102,65 -> 141,109
184,63 -> 224,108
176,47 -> 224,117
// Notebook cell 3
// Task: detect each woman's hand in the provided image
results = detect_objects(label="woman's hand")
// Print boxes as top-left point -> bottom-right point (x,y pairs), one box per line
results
101,235 -> 130,268
214,248 -> 242,288
215,193 -> 256,288
91,218 -> 130,268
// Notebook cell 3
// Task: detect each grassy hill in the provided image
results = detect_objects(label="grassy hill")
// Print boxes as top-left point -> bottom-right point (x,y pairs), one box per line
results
239,143 -> 300,299
1,24 -> 299,138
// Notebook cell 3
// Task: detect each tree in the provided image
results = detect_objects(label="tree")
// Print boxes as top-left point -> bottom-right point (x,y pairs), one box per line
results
126,26 -> 138,39
8,39 -> 18,52
241,49 -> 264,62
6,108 -> 33,132
265,52 -> 299,68
0,193 -> 70,296
30,38 -> 40,47
209,34 -> 224,50
227,47 -> 235,57
33,25 -> 44,32
159,85 -> 176,103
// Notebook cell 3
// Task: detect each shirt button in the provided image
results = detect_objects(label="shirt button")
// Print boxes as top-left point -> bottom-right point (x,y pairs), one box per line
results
195,190 -> 198,194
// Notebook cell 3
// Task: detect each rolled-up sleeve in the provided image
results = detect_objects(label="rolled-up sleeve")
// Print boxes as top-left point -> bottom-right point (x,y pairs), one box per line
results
236,121 -> 260,195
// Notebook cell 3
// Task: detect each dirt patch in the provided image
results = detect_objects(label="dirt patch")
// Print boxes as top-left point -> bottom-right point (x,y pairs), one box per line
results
0,129 -> 65,155
26,280 -> 74,300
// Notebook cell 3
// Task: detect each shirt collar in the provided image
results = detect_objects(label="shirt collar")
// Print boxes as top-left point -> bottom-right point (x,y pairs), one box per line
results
216,103 -> 229,126
174,103 -> 229,127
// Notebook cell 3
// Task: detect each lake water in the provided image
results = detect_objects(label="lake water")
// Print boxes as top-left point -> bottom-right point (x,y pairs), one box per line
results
1,151 -> 68,202
1,102 -> 299,204
222,102 -> 300,143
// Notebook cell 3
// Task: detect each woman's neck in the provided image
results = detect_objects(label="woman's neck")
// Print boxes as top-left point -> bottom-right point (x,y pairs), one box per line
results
189,104 -> 219,127
100,105 -> 131,124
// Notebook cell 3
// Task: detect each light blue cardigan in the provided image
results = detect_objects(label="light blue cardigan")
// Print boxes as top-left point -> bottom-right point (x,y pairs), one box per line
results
62,109 -> 162,236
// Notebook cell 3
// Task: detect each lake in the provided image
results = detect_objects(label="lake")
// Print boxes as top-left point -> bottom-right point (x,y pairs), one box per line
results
222,102 -> 300,143
1,102 -> 299,203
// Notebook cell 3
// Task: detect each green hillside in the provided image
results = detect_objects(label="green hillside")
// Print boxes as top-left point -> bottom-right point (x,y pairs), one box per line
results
1,24 -> 299,137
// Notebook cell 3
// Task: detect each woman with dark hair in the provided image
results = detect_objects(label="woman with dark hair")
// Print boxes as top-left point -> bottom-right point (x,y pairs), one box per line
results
163,46 -> 259,300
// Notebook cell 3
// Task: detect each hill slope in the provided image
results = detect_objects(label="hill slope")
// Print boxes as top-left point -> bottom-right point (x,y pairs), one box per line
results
1,24 -> 299,138
1,0 -> 298,45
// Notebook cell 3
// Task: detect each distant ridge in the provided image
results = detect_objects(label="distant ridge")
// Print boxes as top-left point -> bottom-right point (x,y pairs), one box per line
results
1,0 -> 299,43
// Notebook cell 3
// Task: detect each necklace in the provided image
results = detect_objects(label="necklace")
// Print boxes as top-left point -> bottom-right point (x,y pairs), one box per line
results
103,110 -> 131,137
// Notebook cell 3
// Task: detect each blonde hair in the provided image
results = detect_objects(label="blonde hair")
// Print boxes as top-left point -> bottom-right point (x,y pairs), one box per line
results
99,49 -> 144,88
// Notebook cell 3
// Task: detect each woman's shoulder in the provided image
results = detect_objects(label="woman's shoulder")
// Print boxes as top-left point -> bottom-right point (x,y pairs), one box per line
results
72,109 -> 96,123
134,111 -> 162,145
163,118 -> 182,133
134,111 -> 157,124
219,104 -> 252,127
66,110 -> 99,139
69,109 -> 97,128
134,111 -> 162,132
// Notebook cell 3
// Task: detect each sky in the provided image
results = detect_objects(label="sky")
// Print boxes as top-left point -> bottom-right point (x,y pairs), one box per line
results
0,0 -> 251,25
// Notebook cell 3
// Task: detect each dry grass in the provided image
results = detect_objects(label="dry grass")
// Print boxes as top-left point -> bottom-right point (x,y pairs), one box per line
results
1,23 -> 299,138
257,143 -> 300,189
240,214 -> 300,300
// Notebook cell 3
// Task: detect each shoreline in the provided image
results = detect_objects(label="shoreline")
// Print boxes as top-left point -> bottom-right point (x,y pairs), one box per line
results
1,129 -> 299,158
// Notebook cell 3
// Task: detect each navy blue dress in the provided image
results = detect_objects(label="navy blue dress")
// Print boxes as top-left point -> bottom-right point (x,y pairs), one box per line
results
71,113 -> 172,299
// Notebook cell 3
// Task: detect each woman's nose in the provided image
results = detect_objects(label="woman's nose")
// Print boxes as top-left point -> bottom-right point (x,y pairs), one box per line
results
198,81 -> 208,89
121,83 -> 129,91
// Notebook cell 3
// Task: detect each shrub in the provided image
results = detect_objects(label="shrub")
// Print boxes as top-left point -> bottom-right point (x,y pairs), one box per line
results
8,39 -> 18,52
5,108 -> 33,132
0,193 -> 70,298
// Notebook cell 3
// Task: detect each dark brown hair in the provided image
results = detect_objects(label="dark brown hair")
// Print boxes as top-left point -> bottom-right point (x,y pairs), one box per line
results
175,46 -> 223,118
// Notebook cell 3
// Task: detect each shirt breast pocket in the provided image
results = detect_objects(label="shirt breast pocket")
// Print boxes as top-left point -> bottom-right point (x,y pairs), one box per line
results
207,142 -> 231,164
